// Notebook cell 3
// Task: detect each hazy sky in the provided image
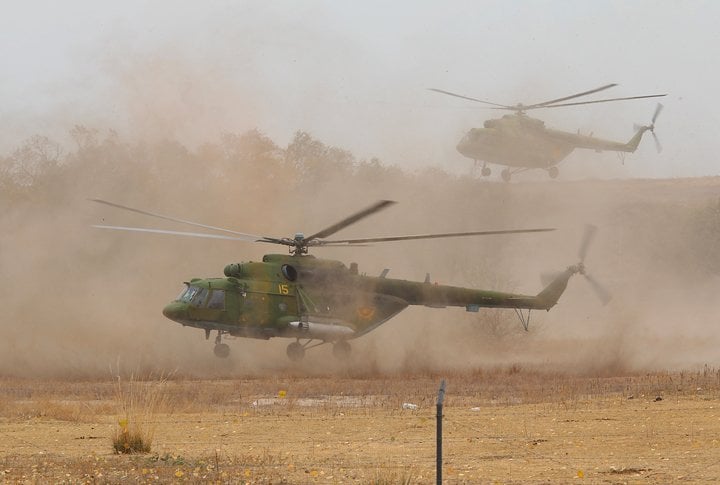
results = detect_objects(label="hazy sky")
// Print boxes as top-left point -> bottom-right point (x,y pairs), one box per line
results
1,1 -> 718,179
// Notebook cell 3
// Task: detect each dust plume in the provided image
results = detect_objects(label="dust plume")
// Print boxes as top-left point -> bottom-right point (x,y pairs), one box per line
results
1,54 -> 719,379
3,128 -> 720,379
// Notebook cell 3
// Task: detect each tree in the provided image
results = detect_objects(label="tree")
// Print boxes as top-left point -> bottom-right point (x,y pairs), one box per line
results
6,135 -> 62,188
285,131 -> 354,188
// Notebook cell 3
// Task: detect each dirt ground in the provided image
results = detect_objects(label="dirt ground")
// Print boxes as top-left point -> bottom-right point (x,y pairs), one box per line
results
2,371 -> 720,484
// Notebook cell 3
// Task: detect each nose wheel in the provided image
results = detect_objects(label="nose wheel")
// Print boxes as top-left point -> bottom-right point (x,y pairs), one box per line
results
480,161 -> 491,177
213,343 -> 230,358
213,331 -> 230,358
473,160 -> 492,177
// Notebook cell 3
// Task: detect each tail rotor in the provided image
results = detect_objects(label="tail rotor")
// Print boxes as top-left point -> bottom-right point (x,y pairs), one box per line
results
576,224 -> 612,305
634,103 -> 663,153
543,224 -> 612,305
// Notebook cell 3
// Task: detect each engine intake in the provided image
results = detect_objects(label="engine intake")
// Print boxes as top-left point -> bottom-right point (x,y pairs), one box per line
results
224,263 -> 242,278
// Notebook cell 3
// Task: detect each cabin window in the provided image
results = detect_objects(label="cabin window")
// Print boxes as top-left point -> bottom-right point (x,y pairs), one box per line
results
207,289 -> 225,310
190,287 -> 208,307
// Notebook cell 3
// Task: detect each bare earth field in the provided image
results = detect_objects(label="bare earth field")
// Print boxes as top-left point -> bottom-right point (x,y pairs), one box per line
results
2,370 -> 720,484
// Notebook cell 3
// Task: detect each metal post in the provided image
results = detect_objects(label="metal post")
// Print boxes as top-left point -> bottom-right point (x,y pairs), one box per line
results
436,379 -> 446,485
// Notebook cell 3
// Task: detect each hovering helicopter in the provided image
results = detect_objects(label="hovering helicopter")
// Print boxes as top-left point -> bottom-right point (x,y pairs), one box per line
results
429,84 -> 666,181
91,199 -> 607,361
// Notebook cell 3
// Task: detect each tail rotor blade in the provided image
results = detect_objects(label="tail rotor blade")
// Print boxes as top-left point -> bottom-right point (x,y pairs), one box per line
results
578,224 -> 597,262
650,103 -> 663,153
652,103 -> 664,125
652,131 -> 663,153
584,273 -> 612,305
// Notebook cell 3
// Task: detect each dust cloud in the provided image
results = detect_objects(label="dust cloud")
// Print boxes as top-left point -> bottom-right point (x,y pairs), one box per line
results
1,59 -> 719,379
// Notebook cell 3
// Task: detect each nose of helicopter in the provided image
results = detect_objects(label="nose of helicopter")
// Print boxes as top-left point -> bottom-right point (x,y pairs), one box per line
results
456,131 -> 478,158
162,301 -> 188,322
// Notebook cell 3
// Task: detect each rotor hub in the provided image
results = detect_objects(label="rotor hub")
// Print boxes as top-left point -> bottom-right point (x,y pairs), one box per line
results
570,262 -> 586,275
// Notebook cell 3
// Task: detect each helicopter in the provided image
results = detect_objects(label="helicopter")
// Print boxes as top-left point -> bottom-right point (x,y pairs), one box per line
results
91,199 -> 607,361
429,84 -> 666,181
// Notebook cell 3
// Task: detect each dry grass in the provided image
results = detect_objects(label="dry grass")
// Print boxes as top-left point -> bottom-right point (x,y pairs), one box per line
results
3,366 -> 720,417
2,368 -> 720,482
372,469 -> 416,484
111,373 -> 170,454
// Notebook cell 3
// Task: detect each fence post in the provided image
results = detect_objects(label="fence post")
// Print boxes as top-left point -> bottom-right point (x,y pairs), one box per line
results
436,379 -> 446,485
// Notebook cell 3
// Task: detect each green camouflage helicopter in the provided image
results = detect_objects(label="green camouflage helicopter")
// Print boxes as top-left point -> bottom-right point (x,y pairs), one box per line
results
429,84 -> 666,181
91,199 -> 607,361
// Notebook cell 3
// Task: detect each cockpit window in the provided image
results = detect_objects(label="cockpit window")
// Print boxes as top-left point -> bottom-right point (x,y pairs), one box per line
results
207,290 -> 225,310
177,285 -> 209,307
178,285 -> 199,303
190,287 -> 208,307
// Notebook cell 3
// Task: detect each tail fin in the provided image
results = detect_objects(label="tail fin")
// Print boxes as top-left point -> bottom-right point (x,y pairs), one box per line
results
626,103 -> 663,153
624,126 -> 650,153
535,266 -> 579,310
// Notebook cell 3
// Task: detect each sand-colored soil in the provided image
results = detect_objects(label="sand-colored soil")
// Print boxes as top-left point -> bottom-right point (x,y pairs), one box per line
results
2,372 -> 720,483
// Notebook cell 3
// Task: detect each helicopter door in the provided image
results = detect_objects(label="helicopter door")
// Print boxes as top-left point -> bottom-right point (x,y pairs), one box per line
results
206,289 -> 225,310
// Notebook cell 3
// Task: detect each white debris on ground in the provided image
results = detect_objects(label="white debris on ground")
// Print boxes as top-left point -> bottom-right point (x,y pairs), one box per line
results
250,395 -> 379,408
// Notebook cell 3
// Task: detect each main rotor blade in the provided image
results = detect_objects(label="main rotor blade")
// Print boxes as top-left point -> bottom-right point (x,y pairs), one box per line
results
524,84 -> 617,110
305,200 -> 397,242
319,227 -> 555,245
90,199 -> 267,239
537,93 -> 667,109
427,88 -> 512,109
578,224 -> 597,262
92,225 -> 276,243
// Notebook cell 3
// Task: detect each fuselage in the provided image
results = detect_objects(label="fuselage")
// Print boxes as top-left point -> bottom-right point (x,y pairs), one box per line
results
457,114 -> 642,168
161,253 -> 563,343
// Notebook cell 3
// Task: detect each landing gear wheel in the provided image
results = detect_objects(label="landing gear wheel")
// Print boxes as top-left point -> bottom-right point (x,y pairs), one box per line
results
481,166 -> 491,177
332,340 -> 352,360
286,342 -> 306,362
501,169 -> 511,182
548,166 -> 559,179
213,343 -> 230,358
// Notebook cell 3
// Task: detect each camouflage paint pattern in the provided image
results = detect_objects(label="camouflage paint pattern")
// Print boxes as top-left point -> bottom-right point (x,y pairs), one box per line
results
163,253 -> 576,343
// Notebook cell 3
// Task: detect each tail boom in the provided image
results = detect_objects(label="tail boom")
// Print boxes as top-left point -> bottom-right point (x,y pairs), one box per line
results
370,266 -> 580,313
